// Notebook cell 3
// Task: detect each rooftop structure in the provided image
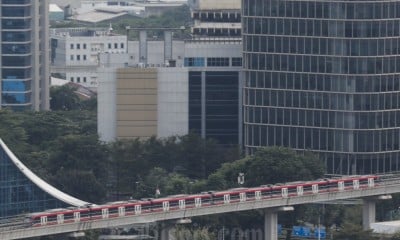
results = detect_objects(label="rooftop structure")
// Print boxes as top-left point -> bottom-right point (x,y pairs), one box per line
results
190,0 -> 241,38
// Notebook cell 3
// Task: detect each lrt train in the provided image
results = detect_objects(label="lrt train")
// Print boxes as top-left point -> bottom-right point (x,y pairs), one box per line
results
25,175 -> 379,227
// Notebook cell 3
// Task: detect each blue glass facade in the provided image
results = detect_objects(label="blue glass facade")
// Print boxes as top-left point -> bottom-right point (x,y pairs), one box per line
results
0,144 -> 66,218
243,0 -> 400,174
1,0 -> 49,110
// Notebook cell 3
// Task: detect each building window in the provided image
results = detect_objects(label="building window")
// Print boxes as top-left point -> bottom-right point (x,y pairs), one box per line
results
108,43 -> 112,49
77,44 -> 80,49
232,57 -> 242,66
83,44 -> 87,49
207,57 -> 230,67
77,77 -> 80,83
83,55 -> 87,60
70,55 -> 74,60
114,43 -> 118,49
120,43 -> 124,49
70,44 -> 74,49
70,77 -> 74,82
184,57 -> 205,67
83,77 -> 87,83
77,55 -> 80,60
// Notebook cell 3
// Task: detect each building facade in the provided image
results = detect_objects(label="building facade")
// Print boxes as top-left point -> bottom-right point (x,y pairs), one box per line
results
243,0 -> 400,174
97,39 -> 243,146
51,28 -> 127,89
1,0 -> 50,110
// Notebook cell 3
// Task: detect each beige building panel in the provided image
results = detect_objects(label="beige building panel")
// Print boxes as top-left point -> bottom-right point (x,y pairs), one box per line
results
197,0 -> 241,10
118,89 -> 157,95
117,79 -> 157,89
117,95 -> 157,105
116,126 -> 157,138
117,105 -> 158,111
117,111 -> 157,121
117,120 -> 157,126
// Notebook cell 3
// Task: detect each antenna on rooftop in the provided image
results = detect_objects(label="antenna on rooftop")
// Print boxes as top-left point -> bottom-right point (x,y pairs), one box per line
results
108,23 -> 113,35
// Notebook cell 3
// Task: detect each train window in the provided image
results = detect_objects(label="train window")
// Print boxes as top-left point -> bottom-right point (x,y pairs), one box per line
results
239,192 -> 246,202
312,184 -> 318,194
195,198 -> 202,207
135,205 -> 142,214
368,178 -> 375,187
281,188 -> 288,198
338,181 -> 345,191
74,212 -> 80,222
255,191 -> 262,200
297,186 -> 304,196
40,216 -> 47,225
353,180 -> 360,190
223,194 -> 230,204
162,201 -> 170,212
179,200 -> 186,209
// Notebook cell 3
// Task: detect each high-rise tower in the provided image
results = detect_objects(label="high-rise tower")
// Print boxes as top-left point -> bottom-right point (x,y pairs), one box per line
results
243,0 -> 400,174
1,0 -> 49,110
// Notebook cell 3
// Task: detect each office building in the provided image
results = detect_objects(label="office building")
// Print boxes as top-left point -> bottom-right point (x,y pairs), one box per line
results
1,1 -> 50,110
243,0 -> 400,174
190,0 -> 241,38
97,38 -> 242,146
51,28 -> 127,89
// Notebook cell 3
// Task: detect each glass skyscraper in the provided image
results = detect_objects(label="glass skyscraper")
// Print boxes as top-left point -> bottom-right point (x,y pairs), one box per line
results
243,0 -> 400,174
1,0 -> 49,110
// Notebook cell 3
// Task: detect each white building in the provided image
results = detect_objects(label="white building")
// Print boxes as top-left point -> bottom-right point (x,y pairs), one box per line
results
97,38 -> 243,146
51,28 -> 127,89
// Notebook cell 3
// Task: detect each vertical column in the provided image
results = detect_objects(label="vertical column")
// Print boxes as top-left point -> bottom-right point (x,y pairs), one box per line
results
139,30 -> 147,65
160,224 -> 170,240
362,199 -> 376,230
201,71 -> 206,139
264,210 -> 278,240
164,31 -> 173,62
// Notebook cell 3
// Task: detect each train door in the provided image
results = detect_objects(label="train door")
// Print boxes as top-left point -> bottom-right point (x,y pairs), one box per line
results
353,180 -> 360,190
239,192 -> 246,202
135,205 -> 142,215
179,199 -> 186,209
297,186 -> 304,196
163,201 -> 170,212
74,212 -> 80,222
338,181 -> 345,191
223,194 -> 230,204
195,198 -> 202,207
312,184 -> 319,194
102,209 -> 109,219
40,216 -> 48,226
57,214 -> 64,224
118,207 -> 125,217
281,188 -> 288,198
368,178 -> 375,188
255,191 -> 262,200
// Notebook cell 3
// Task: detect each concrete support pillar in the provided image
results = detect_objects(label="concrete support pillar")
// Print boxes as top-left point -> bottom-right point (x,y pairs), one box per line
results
139,30 -> 147,65
160,224 -> 171,240
164,31 -> 172,62
264,210 -> 278,240
362,199 -> 376,230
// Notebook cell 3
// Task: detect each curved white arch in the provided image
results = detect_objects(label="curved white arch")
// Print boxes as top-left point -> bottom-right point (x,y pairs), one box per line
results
0,138 -> 90,207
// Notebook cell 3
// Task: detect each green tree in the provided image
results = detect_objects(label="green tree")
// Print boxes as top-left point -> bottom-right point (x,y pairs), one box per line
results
333,222 -> 378,240
244,147 -> 325,186
50,85 -> 80,110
